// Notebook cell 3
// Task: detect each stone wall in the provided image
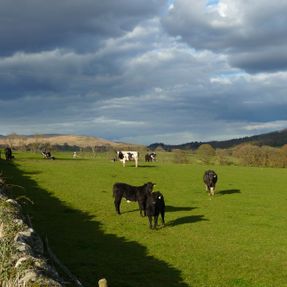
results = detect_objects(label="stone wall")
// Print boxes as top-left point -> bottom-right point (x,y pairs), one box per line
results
0,175 -> 64,286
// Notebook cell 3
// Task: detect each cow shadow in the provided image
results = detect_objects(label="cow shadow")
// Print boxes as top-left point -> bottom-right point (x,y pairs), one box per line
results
138,165 -> 158,168
0,159 -> 189,287
166,215 -> 208,227
120,205 -> 196,215
217,189 -> 240,196
121,208 -> 140,214
166,205 -> 197,212
122,165 -> 157,168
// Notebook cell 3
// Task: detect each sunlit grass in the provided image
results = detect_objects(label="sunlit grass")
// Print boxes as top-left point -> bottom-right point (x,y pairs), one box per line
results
1,151 -> 287,287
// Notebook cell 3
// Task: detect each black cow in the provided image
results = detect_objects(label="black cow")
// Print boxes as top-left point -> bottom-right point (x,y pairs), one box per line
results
203,170 -> 218,196
145,191 -> 165,229
4,147 -> 13,161
113,182 -> 155,216
145,152 -> 157,162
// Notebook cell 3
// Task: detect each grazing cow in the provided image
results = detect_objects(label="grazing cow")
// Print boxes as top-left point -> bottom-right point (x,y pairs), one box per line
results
117,151 -> 139,167
4,147 -> 13,161
145,152 -> 157,162
145,191 -> 165,229
41,150 -> 55,160
203,170 -> 218,196
113,182 -> 155,216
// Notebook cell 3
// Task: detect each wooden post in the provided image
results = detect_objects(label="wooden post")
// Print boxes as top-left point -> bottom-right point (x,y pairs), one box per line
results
98,278 -> 108,287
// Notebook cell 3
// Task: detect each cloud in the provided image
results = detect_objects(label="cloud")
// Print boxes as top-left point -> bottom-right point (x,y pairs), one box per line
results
162,0 -> 287,73
0,0 -> 287,145
0,0 -> 165,55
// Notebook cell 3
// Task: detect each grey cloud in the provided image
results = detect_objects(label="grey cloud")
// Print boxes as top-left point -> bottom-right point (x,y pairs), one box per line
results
0,0 -> 164,55
229,49 -> 287,73
0,18 -> 170,101
0,0 -> 286,144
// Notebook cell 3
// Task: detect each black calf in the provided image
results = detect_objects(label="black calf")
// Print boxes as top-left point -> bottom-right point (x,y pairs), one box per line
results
145,152 -> 156,162
5,147 -> 13,161
113,182 -> 155,216
145,191 -> 165,229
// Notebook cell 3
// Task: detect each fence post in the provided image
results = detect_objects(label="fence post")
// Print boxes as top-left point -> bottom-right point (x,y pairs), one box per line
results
98,278 -> 108,287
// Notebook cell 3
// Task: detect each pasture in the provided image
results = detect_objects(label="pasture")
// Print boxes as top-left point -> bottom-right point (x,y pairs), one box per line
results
1,151 -> 287,287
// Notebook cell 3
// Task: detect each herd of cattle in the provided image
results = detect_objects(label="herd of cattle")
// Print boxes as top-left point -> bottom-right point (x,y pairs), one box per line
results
113,181 -> 165,229
2,147 -> 218,229
114,150 -> 218,229
116,151 -> 156,167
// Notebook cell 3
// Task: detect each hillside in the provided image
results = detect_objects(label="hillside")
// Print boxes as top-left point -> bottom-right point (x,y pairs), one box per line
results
148,129 -> 287,150
0,134 -> 142,149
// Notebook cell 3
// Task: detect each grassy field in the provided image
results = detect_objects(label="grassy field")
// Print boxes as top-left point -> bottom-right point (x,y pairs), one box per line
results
1,151 -> 287,287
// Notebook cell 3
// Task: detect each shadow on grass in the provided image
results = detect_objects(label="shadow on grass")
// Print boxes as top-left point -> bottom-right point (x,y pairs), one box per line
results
138,165 -> 158,168
114,204 -> 196,215
166,215 -> 208,227
0,159 -> 189,287
121,208 -> 141,215
217,189 -> 241,196
166,205 -> 197,213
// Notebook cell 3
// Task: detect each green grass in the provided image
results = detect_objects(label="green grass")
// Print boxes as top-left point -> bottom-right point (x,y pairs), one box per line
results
1,151 -> 287,287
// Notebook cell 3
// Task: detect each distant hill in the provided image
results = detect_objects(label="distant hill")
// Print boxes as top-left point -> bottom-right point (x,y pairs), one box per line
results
148,129 -> 287,151
0,134 -> 143,149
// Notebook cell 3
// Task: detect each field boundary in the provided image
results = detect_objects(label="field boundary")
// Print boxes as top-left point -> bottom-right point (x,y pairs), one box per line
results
0,174 -> 64,286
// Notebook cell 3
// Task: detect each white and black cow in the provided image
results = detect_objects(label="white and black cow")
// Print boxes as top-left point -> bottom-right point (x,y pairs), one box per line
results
203,170 -> 218,196
145,152 -> 157,162
41,150 -> 55,160
117,151 -> 139,167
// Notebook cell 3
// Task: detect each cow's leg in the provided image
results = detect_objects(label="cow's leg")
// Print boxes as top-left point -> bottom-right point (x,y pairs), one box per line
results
154,215 -> 159,229
135,158 -> 138,168
114,196 -> 122,214
122,159 -> 126,167
210,187 -> 215,196
138,201 -> 145,217
148,216 -> 153,229
160,211 -> 165,226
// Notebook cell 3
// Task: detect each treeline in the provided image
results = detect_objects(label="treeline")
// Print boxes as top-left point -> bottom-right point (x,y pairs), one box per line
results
231,144 -> 287,168
0,141 -> 144,155
149,129 -> 287,150
0,142 -> 81,153
1,135 -> 287,168
170,143 -> 287,168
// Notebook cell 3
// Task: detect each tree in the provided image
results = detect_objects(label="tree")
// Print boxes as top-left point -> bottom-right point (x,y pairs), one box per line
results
196,144 -> 215,163
173,149 -> 189,164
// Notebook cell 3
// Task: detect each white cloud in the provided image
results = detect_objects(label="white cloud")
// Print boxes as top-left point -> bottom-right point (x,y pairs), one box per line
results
243,121 -> 287,132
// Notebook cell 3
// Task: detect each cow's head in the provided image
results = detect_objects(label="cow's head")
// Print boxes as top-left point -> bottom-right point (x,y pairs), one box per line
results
144,182 -> 156,194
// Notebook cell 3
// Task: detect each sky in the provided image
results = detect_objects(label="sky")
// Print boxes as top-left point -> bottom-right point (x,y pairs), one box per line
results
1,0 -> 287,145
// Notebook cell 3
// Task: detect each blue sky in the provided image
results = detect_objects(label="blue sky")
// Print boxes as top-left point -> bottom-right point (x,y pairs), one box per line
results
1,0 -> 287,144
